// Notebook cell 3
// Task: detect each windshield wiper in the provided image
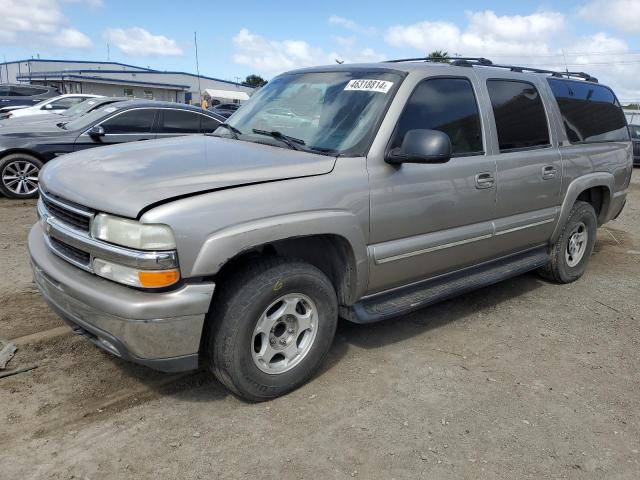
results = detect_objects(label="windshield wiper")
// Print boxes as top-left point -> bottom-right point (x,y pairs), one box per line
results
211,123 -> 242,139
252,129 -> 305,151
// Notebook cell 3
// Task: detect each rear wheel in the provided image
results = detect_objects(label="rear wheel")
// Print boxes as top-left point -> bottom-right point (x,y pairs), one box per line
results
539,201 -> 597,283
206,257 -> 338,401
0,153 -> 42,199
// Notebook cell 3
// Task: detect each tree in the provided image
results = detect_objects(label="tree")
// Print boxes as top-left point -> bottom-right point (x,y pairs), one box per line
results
427,50 -> 450,63
245,74 -> 268,88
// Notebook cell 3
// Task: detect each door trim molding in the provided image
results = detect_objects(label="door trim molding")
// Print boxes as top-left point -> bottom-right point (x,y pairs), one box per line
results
376,233 -> 492,264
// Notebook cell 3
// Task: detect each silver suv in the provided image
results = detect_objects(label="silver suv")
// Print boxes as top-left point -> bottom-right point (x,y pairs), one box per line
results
29,58 -> 633,400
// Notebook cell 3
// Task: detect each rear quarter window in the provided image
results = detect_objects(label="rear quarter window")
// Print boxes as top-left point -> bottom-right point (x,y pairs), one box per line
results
547,78 -> 629,143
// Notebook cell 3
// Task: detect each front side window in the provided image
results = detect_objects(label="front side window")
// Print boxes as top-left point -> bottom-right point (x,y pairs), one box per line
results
160,109 -> 201,134
487,80 -> 550,151
201,115 -> 221,133
220,70 -> 403,155
547,78 -> 628,143
629,124 -> 640,140
391,77 -> 484,156
100,109 -> 155,134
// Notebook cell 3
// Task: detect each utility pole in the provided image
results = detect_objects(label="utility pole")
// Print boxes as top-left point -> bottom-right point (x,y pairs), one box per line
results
194,32 -> 202,104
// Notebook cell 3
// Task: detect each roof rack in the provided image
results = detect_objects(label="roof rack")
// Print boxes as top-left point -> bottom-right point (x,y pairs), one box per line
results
383,56 -> 598,83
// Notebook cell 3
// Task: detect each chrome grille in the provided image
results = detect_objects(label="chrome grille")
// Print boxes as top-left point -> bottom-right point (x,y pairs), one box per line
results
40,190 -> 93,232
49,237 -> 91,268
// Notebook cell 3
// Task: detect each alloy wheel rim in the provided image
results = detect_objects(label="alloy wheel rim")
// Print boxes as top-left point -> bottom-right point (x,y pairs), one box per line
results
2,160 -> 39,195
565,222 -> 588,267
251,293 -> 318,374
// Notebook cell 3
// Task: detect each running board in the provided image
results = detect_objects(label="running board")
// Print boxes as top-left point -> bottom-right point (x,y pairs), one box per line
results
350,247 -> 549,324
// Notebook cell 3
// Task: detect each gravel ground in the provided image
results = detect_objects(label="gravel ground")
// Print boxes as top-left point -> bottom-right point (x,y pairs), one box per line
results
1,174 -> 639,479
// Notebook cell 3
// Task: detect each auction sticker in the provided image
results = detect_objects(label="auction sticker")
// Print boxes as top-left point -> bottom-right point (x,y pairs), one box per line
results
344,79 -> 393,93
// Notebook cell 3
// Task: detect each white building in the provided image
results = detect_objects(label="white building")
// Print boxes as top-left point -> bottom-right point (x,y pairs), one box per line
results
0,59 -> 254,104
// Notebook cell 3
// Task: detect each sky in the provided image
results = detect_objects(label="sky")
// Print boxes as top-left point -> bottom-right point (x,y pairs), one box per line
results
1,0 -> 639,102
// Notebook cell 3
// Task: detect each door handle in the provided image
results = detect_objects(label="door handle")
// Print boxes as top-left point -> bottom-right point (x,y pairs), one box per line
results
542,165 -> 557,180
475,172 -> 495,189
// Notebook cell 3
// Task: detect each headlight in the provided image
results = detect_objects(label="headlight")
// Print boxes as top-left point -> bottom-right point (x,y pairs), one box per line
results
91,213 -> 176,250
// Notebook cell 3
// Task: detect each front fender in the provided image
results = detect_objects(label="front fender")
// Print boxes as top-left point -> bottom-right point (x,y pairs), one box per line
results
190,210 -> 369,299
550,172 -> 614,243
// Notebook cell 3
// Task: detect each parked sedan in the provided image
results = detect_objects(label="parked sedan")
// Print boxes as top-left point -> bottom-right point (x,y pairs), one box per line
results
630,124 -> 640,166
0,94 -> 101,120
209,103 -> 240,118
0,96 -> 129,129
0,101 -> 224,199
0,84 -> 59,111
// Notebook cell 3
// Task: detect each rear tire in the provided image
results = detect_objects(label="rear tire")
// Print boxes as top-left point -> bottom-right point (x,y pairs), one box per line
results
205,257 -> 338,401
0,153 -> 43,199
538,201 -> 597,283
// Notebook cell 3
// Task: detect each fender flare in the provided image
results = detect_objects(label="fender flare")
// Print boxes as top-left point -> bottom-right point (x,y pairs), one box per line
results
550,172 -> 614,243
190,210 -> 369,299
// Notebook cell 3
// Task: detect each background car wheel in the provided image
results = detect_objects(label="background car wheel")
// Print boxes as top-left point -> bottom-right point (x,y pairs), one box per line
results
538,200 -> 597,283
0,153 -> 43,199
206,257 -> 338,401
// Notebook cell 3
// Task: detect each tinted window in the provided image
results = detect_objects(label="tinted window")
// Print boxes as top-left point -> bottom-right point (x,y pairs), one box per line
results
50,97 -> 86,109
12,86 -> 45,96
160,109 -> 201,134
547,78 -> 628,143
487,80 -> 550,151
101,109 -> 155,134
201,115 -> 221,133
629,125 -> 640,141
392,77 -> 483,156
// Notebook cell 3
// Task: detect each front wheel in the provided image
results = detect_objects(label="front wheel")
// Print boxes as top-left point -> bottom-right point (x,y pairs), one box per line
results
539,200 -> 597,283
206,257 -> 338,401
0,153 -> 43,199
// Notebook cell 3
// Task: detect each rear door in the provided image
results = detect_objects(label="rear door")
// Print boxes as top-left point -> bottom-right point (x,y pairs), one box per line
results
479,77 -> 562,254
156,108 -> 206,138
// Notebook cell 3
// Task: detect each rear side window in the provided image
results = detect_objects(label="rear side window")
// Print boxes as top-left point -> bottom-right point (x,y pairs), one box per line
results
392,77 -> 483,156
547,78 -> 628,143
12,86 -> 46,96
101,109 -> 155,134
160,109 -> 201,134
201,115 -> 221,133
487,80 -> 550,151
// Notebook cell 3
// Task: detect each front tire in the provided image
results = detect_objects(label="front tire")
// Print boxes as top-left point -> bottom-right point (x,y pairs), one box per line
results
206,257 -> 338,401
539,200 -> 597,283
0,153 -> 43,199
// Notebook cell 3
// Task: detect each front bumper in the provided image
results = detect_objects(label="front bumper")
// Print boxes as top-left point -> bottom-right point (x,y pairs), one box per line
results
28,223 -> 215,372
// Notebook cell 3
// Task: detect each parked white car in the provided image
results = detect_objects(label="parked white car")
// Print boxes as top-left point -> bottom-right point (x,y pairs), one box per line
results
2,94 -> 101,119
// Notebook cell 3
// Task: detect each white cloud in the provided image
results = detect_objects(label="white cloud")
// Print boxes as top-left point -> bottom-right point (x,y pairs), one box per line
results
578,0 -> 640,33
232,28 -> 384,74
0,0 -> 92,48
385,10 -> 565,56
328,15 -> 376,35
105,27 -> 184,56
61,0 -> 103,7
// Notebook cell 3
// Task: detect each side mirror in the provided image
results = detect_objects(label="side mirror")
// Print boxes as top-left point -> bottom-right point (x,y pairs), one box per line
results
43,104 -> 53,110
87,125 -> 105,138
386,129 -> 452,164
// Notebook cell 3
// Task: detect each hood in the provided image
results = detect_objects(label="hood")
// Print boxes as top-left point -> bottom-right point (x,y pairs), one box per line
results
40,135 -> 337,218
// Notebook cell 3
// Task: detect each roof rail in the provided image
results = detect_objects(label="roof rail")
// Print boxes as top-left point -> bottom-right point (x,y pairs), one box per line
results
382,56 -> 598,83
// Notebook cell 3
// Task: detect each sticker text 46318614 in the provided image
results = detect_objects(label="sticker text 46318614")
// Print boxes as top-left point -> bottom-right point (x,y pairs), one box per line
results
344,79 -> 394,93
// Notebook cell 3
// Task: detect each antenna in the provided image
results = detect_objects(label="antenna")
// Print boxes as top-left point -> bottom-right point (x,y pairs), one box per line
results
561,49 -> 569,76
194,31 -> 202,105
107,43 -> 110,61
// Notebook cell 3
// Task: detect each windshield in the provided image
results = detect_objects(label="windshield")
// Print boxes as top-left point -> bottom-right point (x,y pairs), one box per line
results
59,98 -> 103,118
64,104 -> 122,131
218,70 -> 403,155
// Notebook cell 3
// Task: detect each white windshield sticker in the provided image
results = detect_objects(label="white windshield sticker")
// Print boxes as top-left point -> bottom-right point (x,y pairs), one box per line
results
103,107 -> 116,113
344,79 -> 393,93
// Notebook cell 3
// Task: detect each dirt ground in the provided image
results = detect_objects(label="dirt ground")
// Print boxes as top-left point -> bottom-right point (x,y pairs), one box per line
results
1,175 -> 639,480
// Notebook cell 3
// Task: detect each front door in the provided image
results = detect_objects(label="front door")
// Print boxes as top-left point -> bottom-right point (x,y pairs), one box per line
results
367,76 -> 497,294
74,108 -> 158,151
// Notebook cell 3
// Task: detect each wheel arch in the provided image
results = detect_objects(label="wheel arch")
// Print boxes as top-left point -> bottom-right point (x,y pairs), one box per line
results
0,148 -> 46,163
191,210 -> 369,305
551,173 -> 614,243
